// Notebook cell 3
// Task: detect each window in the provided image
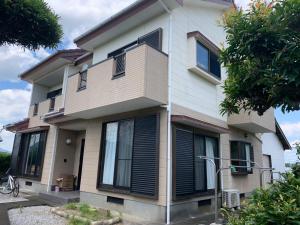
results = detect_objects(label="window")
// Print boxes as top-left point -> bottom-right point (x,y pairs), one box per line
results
175,126 -> 219,198
196,41 -> 221,78
25,133 -> 41,176
231,141 -> 254,175
102,120 -> 134,189
78,70 -> 87,90
33,103 -> 39,116
113,53 -> 126,77
10,131 -> 47,178
108,28 -> 162,79
99,115 -> 159,197
46,88 -> 62,99
49,98 -> 55,112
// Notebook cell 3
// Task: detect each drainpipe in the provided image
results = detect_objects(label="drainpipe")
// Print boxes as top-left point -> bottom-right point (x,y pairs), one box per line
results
158,0 -> 172,224
47,126 -> 59,192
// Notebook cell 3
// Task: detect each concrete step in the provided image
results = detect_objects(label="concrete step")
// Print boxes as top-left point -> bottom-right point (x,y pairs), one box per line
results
38,191 -> 80,205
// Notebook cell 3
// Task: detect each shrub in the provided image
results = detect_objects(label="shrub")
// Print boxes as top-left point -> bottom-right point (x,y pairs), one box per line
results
224,173 -> 300,225
0,152 -> 11,176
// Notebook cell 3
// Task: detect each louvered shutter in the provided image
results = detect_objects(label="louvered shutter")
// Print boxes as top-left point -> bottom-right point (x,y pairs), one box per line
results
175,128 -> 194,196
138,29 -> 162,50
131,115 -> 159,197
10,133 -> 22,175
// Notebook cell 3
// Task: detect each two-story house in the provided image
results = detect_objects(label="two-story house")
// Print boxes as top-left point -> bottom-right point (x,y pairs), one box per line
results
5,0 -> 279,223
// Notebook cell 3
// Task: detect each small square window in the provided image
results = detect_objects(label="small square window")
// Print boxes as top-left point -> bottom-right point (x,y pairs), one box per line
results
196,41 -> 221,78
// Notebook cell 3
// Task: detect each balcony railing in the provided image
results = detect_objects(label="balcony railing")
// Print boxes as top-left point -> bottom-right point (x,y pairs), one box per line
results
65,43 -> 168,118
28,95 -> 63,128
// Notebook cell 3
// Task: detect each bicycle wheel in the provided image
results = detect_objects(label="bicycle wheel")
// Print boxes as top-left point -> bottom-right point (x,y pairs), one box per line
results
0,177 -> 12,194
13,179 -> 19,197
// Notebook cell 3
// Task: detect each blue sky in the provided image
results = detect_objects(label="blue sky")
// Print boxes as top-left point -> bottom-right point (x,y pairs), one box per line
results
0,0 -> 299,162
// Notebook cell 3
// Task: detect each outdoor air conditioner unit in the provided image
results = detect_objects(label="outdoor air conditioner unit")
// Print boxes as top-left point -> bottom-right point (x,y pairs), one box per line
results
222,189 -> 240,209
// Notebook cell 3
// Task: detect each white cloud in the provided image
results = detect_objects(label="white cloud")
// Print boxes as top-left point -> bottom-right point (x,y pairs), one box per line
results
0,0 -> 136,80
46,0 -> 136,48
281,122 -> 300,140
0,46 -> 50,81
0,89 -> 31,152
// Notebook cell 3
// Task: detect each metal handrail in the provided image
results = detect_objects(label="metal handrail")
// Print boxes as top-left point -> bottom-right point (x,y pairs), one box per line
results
197,155 -> 274,223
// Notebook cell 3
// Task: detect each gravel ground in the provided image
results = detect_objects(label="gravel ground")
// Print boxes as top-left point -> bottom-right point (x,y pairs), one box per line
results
8,206 -> 67,225
0,193 -> 28,203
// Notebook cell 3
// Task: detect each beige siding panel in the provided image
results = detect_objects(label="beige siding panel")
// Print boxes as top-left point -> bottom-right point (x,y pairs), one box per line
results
64,45 -> 168,117
221,128 -> 263,194
79,109 -> 168,206
52,129 -> 78,184
41,125 -> 57,185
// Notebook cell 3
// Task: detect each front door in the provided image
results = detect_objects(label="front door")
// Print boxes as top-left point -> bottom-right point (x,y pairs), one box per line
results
76,139 -> 85,190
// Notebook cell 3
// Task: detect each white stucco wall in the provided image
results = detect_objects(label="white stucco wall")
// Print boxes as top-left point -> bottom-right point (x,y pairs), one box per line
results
92,13 -> 169,64
262,133 -> 286,179
170,3 -> 227,121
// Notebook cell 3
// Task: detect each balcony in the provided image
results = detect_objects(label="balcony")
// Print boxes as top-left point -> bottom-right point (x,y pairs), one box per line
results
28,95 -> 63,128
64,44 -> 168,119
227,108 -> 275,133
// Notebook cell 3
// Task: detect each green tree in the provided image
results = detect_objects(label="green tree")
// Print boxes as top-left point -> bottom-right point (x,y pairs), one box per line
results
220,0 -> 300,116
0,0 -> 63,50
0,152 -> 11,176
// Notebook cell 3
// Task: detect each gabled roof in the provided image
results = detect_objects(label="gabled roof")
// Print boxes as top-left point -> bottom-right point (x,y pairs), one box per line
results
275,120 -> 292,150
20,49 -> 87,80
74,0 -> 233,50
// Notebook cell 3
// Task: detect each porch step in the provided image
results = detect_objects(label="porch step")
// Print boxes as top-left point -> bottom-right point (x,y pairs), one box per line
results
39,191 -> 80,205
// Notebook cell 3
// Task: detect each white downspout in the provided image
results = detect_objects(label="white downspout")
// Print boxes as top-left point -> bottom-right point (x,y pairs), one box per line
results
158,0 -> 173,224
47,126 -> 59,192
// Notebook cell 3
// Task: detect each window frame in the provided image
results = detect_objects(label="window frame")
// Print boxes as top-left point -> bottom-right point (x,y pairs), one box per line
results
33,103 -> 39,116
196,41 -> 221,79
230,141 -> 254,175
100,119 -> 134,191
18,131 -> 47,180
97,114 -> 160,199
172,124 -> 220,201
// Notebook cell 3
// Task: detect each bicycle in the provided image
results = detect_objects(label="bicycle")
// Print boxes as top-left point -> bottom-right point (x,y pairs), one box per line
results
0,168 -> 20,197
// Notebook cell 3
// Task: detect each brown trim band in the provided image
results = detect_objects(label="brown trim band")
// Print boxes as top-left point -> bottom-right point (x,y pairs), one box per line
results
74,0 -> 158,46
187,31 -> 221,55
275,120 -> 291,150
19,126 -> 50,134
5,119 -> 29,132
172,115 -> 229,134
20,49 -> 87,79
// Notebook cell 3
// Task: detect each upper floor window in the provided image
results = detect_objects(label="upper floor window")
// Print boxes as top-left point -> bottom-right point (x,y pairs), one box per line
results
108,28 -> 162,79
33,103 -> 39,116
78,70 -> 87,90
231,141 -> 254,175
49,98 -> 55,112
196,41 -> 221,78
113,53 -> 126,77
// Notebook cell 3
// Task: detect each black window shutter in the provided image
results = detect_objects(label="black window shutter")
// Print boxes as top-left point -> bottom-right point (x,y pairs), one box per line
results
10,133 -> 22,175
131,115 -> 159,197
138,28 -> 162,50
175,128 -> 194,196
